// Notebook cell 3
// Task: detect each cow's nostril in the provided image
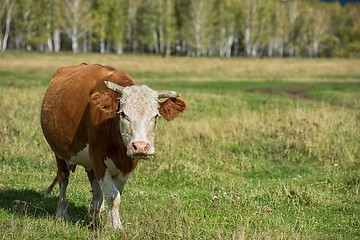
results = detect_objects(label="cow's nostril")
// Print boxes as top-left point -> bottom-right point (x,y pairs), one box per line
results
131,141 -> 150,154
145,143 -> 150,151
131,143 -> 137,151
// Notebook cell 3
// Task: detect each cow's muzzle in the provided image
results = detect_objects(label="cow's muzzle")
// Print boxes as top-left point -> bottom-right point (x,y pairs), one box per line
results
129,141 -> 153,158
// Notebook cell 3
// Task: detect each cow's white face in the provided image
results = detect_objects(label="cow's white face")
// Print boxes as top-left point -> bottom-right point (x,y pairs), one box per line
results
118,85 -> 160,157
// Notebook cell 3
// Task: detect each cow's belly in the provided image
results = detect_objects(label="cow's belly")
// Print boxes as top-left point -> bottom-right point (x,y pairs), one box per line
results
68,144 -> 93,170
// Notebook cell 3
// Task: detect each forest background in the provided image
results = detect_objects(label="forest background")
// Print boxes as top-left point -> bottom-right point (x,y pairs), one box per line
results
0,0 -> 359,57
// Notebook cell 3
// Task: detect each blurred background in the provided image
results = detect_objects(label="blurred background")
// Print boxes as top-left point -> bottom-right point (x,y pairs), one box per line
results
0,0 -> 359,57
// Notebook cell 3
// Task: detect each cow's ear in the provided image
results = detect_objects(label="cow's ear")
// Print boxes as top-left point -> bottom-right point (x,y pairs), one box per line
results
89,92 -> 119,125
159,97 -> 187,121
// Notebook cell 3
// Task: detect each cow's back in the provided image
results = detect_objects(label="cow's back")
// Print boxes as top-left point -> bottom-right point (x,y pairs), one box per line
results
41,63 -> 135,159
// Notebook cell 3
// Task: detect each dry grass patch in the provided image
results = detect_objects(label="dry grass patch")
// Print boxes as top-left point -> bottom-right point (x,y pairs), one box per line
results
1,52 -> 360,82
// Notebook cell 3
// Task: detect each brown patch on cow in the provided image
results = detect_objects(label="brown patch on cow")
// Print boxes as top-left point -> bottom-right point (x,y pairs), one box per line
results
87,114 -> 137,180
159,97 -> 187,121
89,92 -> 119,126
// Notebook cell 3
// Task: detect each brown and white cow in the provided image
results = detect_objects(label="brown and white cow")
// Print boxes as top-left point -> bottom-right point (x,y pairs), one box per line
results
41,63 -> 187,229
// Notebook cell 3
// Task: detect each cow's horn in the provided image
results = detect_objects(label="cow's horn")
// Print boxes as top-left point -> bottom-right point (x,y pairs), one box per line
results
157,90 -> 181,99
104,81 -> 124,94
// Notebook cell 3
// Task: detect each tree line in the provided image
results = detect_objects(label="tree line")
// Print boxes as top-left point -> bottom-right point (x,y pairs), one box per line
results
0,0 -> 359,57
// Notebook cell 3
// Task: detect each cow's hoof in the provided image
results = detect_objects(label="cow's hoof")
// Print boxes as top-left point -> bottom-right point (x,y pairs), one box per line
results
90,206 -> 106,218
112,221 -> 124,230
106,211 -> 124,230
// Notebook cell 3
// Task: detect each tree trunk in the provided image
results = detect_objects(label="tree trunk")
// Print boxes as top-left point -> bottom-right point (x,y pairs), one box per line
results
47,35 -> 53,52
106,39 -> 111,53
153,32 -> 159,54
313,41 -> 318,58
83,35 -> 88,53
72,35 -> 78,54
233,34 -> 239,56
1,0 -> 14,51
46,21 -> 53,52
72,25 -> 79,54
245,28 -> 251,56
226,36 -> 234,57
2,14 -> 10,51
195,22 -> 201,57
0,1 -> 5,50
159,23 -> 164,55
116,41 -> 123,54
100,38 -> 105,54
54,29 -> 61,52
89,31 -> 93,52
166,39 -> 171,56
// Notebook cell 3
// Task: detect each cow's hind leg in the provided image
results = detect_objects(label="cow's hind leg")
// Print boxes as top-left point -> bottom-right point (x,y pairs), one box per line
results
86,169 -> 105,216
55,155 -> 70,219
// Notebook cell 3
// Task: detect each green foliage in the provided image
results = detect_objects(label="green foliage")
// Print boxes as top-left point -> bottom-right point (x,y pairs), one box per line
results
1,0 -> 360,57
158,0 -> 177,55
108,0 -> 127,54
181,0 -> 216,56
137,0 -> 159,51
13,0 -> 48,49
93,0 -> 112,43
0,54 -> 359,238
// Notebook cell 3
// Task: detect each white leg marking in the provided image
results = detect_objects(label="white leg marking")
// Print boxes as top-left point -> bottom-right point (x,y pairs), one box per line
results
99,171 -> 123,229
56,183 -> 68,219
104,158 -> 130,194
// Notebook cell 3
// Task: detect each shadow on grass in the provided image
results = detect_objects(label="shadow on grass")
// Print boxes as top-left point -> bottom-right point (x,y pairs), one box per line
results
0,189 -> 91,225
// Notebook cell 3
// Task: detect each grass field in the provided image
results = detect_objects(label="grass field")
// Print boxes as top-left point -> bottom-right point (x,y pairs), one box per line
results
0,52 -> 359,239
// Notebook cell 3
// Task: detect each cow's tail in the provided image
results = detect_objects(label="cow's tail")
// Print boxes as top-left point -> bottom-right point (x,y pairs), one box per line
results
44,176 -> 58,198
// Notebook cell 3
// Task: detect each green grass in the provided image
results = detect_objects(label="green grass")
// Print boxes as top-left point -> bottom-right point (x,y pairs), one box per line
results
0,53 -> 359,239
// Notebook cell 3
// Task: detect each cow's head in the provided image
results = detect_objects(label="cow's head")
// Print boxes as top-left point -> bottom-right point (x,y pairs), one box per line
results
94,81 -> 186,158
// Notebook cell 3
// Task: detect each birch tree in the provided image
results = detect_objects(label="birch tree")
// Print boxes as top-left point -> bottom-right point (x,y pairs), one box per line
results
93,0 -> 111,53
14,0 -> 49,51
173,0 -> 191,55
1,0 -> 15,51
59,0 -> 93,53
52,0 -> 62,52
158,0 -> 176,55
183,0 -> 215,56
241,0 -> 257,56
286,0 -> 301,56
269,0 -> 288,57
137,0 -> 158,53
125,0 -> 140,53
43,0 -> 61,52
0,0 -> 358,57
308,5 -> 330,57
214,0 -> 236,57
109,0 -> 127,54
0,0 -> 7,50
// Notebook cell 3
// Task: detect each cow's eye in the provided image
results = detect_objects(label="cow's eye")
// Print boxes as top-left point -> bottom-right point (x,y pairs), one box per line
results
119,111 -> 130,121
154,114 -> 160,124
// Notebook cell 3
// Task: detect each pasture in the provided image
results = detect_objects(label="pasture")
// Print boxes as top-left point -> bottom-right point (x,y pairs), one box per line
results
0,53 -> 359,239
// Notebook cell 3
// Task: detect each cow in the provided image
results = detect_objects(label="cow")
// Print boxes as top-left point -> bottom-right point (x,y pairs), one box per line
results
41,63 -> 187,229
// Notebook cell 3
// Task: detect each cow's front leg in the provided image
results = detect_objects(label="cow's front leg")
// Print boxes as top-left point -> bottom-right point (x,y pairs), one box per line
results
98,171 -> 123,229
86,170 -> 105,216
